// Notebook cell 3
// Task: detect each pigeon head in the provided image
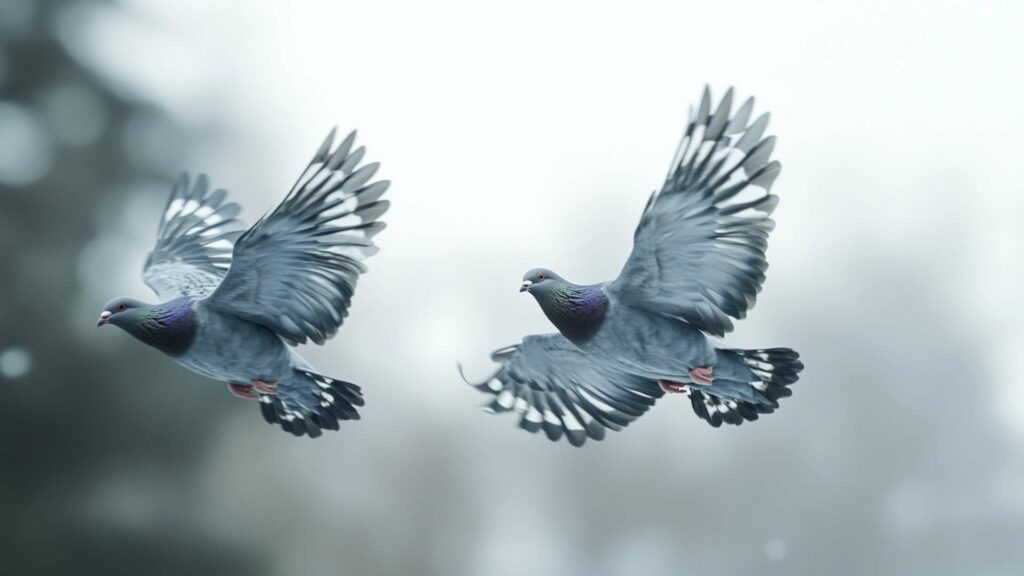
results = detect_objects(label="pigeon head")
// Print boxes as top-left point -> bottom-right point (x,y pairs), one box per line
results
520,268 -> 609,344
97,297 -> 148,328
98,297 -> 197,356
519,268 -> 565,294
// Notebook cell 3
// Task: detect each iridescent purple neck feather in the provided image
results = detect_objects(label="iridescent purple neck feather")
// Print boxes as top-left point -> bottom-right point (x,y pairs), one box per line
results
533,283 -> 609,344
122,298 -> 198,357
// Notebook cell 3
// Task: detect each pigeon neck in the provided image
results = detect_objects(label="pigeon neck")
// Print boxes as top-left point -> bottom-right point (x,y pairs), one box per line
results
125,298 -> 197,357
536,283 -> 609,344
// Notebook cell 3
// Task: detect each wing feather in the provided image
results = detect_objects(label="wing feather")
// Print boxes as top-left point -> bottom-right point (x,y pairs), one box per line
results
205,129 -> 389,345
464,334 -> 663,446
142,173 -> 244,301
609,87 -> 782,336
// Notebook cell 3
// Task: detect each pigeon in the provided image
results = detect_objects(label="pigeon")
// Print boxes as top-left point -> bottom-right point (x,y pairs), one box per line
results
98,129 -> 389,438
465,87 -> 803,446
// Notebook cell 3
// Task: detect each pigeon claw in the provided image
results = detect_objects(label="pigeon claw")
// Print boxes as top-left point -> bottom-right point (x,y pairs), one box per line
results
658,380 -> 690,395
688,366 -> 714,385
251,379 -> 278,395
227,383 -> 257,399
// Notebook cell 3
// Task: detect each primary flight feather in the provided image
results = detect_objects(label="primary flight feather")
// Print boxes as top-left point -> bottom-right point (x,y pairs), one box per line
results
98,129 -> 388,438
467,87 -> 803,446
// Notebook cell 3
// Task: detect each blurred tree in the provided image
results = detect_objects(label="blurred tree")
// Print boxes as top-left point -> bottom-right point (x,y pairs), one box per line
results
0,1 -> 261,574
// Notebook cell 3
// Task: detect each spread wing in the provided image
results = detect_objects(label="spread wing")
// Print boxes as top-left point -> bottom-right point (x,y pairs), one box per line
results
464,334 -> 664,446
142,173 -> 244,301
608,86 -> 781,337
205,129 -> 390,345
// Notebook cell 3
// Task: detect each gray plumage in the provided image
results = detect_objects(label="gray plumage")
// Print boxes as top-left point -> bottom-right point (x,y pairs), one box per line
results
462,335 -> 665,447
467,87 -> 803,445
99,128 -> 388,438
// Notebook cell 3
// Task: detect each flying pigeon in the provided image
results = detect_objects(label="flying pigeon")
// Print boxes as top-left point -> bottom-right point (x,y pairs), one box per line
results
98,129 -> 389,438
466,87 -> 803,446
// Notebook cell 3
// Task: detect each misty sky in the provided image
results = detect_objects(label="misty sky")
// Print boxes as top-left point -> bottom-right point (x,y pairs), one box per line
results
20,1 -> 1024,574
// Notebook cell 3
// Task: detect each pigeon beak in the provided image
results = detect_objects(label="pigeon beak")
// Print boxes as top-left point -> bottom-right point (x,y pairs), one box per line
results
97,311 -> 112,326
520,280 -> 533,293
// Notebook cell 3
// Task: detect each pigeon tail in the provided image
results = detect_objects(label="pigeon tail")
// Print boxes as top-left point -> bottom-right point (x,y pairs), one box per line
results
258,370 -> 365,438
688,347 -> 803,427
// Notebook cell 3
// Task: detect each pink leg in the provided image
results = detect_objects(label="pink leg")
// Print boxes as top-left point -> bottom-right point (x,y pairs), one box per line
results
252,379 -> 278,395
658,380 -> 690,394
689,366 -> 714,385
227,383 -> 257,399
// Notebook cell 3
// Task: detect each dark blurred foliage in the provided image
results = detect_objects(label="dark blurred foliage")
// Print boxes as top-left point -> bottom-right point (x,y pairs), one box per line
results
0,1 -> 261,573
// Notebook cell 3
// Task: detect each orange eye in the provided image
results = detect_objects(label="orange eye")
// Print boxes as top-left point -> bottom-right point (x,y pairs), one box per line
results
538,274 -> 545,280
117,303 -> 126,312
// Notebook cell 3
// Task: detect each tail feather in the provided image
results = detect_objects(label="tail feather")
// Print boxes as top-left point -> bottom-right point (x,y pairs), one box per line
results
258,370 -> 364,438
690,348 -> 803,428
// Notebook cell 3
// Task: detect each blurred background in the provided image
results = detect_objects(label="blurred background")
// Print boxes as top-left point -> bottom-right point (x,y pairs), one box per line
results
2,0 -> 1023,574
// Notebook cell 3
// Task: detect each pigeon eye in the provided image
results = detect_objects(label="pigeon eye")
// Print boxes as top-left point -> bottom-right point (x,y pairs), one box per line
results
538,274 -> 545,280
117,303 -> 126,312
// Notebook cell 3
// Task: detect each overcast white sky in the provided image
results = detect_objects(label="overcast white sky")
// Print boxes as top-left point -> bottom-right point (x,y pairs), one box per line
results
70,0 -> 1023,427
57,2 -> 1024,572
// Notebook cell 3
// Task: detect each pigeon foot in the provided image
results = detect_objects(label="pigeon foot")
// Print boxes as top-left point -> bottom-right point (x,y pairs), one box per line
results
252,379 -> 278,395
689,366 -> 714,385
658,380 -> 690,394
228,383 -> 257,399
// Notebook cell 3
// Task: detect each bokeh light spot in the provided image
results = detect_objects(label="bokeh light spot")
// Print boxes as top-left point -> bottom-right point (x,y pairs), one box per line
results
765,538 -> 787,562
0,103 -> 53,186
0,347 -> 32,379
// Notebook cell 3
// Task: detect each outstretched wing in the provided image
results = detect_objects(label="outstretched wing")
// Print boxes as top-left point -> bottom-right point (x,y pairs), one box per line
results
142,173 -> 244,301
206,129 -> 390,345
464,334 -> 664,446
608,86 -> 781,336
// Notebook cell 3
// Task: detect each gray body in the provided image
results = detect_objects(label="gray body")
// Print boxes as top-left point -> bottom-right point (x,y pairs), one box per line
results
177,300 -> 306,385
581,288 -> 714,379
552,284 -> 761,383
578,288 -> 757,384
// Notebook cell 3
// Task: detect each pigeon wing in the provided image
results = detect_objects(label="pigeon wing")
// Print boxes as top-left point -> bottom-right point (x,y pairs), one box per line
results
205,129 -> 389,345
608,86 -> 781,336
465,334 -> 664,446
142,173 -> 244,301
